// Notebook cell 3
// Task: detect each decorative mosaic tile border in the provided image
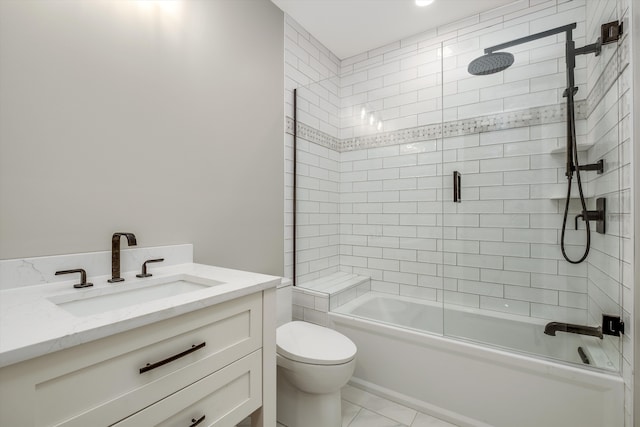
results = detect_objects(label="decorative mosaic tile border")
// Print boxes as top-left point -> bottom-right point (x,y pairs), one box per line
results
343,102 -> 587,152
286,100 -> 587,152
285,117 -> 341,151
285,116 -> 294,135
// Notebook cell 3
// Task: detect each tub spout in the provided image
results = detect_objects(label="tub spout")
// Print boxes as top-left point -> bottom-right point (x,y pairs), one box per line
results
544,322 -> 603,339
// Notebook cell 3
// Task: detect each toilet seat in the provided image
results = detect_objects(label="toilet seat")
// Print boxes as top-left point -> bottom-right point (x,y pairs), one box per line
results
277,321 -> 356,365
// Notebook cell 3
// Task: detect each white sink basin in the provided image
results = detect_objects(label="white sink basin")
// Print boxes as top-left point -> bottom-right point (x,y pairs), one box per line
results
49,275 -> 225,316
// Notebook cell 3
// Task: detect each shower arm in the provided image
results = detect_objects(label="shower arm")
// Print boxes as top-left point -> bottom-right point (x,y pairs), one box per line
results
484,23 -> 577,54
483,23 -> 599,57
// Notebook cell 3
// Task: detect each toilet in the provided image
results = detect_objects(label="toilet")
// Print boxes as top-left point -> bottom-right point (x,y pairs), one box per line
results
275,280 -> 357,427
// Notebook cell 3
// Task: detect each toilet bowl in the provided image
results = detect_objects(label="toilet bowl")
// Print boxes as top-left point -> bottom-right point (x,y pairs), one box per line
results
276,321 -> 357,427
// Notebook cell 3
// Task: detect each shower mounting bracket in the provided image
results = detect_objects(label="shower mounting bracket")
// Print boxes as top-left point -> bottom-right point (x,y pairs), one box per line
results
602,314 -> 624,337
562,86 -> 579,98
576,159 -> 604,174
601,21 -> 623,45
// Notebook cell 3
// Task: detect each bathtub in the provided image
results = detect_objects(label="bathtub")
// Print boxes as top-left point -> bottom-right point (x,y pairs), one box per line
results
331,293 -> 624,427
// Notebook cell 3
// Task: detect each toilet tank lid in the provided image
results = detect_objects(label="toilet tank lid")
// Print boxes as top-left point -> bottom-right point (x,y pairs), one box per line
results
277,321 -> 357,365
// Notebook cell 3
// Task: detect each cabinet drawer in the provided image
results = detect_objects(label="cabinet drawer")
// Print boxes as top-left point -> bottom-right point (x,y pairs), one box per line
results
114,350 -> 262,427
31,293 -> 262,426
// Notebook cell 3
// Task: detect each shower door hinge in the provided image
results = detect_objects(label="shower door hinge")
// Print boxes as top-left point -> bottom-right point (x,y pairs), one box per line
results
601,21 -> 623,45
602,314 -> 624,337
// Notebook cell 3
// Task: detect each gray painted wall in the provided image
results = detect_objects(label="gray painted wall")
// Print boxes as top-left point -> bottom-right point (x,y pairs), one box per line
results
0,0 -> 284,276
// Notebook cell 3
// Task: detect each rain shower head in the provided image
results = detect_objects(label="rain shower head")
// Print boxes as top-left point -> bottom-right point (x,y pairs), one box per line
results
467,52 -> 514,75
468,23 -> 582,77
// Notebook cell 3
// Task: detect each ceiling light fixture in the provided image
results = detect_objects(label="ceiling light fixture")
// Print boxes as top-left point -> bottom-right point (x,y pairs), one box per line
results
415,0 -> 435,6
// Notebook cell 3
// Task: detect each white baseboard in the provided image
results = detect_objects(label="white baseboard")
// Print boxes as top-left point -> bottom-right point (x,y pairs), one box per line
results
347,377 -> 493,427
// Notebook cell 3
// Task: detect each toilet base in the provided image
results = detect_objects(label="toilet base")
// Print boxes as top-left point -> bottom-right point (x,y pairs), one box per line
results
277,369 -> 342,427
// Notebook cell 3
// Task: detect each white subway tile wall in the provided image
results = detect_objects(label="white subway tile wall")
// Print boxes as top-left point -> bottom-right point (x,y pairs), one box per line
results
284,0 -> 633,422
284,15 -> 342,283
287,0 -> 620,323
335,0 -> 598,324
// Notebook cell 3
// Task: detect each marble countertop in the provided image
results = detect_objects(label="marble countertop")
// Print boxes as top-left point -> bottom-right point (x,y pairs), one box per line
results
0,263 -> 280,368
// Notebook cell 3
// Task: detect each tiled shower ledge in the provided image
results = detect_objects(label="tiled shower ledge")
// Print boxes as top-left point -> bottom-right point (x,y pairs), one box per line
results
292,272 -> 371,327
301,271 -> 370,295
286,100 -> 587,153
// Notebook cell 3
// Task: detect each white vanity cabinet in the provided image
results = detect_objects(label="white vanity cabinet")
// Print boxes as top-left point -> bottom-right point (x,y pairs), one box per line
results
0,289 -> 276,427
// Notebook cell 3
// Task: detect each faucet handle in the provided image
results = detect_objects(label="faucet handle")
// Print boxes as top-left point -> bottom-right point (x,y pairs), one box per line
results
55,269 -> 93,289
136,258 -> 165,278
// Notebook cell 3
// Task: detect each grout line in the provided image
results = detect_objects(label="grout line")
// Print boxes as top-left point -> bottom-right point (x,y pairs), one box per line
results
407,410 -> 418,426
345,405 -> 361,427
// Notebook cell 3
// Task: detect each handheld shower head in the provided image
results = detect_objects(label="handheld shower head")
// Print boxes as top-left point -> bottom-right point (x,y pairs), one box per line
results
467,52 -> 514,75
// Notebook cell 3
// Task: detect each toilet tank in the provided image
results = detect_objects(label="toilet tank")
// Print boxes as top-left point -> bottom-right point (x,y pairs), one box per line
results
276,278 -> 292,327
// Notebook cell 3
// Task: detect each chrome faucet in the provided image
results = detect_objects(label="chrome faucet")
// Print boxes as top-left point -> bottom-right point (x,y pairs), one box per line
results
544,322 -> 603,339
108,232 -> 137,283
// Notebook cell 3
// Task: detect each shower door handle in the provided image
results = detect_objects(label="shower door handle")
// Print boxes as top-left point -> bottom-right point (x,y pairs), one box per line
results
453,171 -> 461,203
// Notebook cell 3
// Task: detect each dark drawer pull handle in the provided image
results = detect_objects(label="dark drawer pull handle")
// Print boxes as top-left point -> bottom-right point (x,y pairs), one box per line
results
139,342 -> 206,374
189,415 -> 206,427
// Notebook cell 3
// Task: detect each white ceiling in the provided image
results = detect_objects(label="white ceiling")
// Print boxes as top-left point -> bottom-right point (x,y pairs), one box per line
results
271,0 -> 518,59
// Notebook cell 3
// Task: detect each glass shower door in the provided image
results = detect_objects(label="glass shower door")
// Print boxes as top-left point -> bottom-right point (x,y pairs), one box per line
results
291,37 -> 446,337
440,12 -> 623,371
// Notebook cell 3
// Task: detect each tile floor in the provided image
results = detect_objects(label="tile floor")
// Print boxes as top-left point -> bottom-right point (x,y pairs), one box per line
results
340,385 -> 458,427
237,384 -> 459,427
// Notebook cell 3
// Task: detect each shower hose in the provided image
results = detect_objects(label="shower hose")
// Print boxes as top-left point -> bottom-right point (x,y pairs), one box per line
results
560,108 -> 590,264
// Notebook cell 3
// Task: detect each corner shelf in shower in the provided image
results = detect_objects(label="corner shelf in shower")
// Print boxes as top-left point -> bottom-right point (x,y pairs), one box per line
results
548,194 -> 595,200
547,188 -> 595,200
549,142 -> 594,154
